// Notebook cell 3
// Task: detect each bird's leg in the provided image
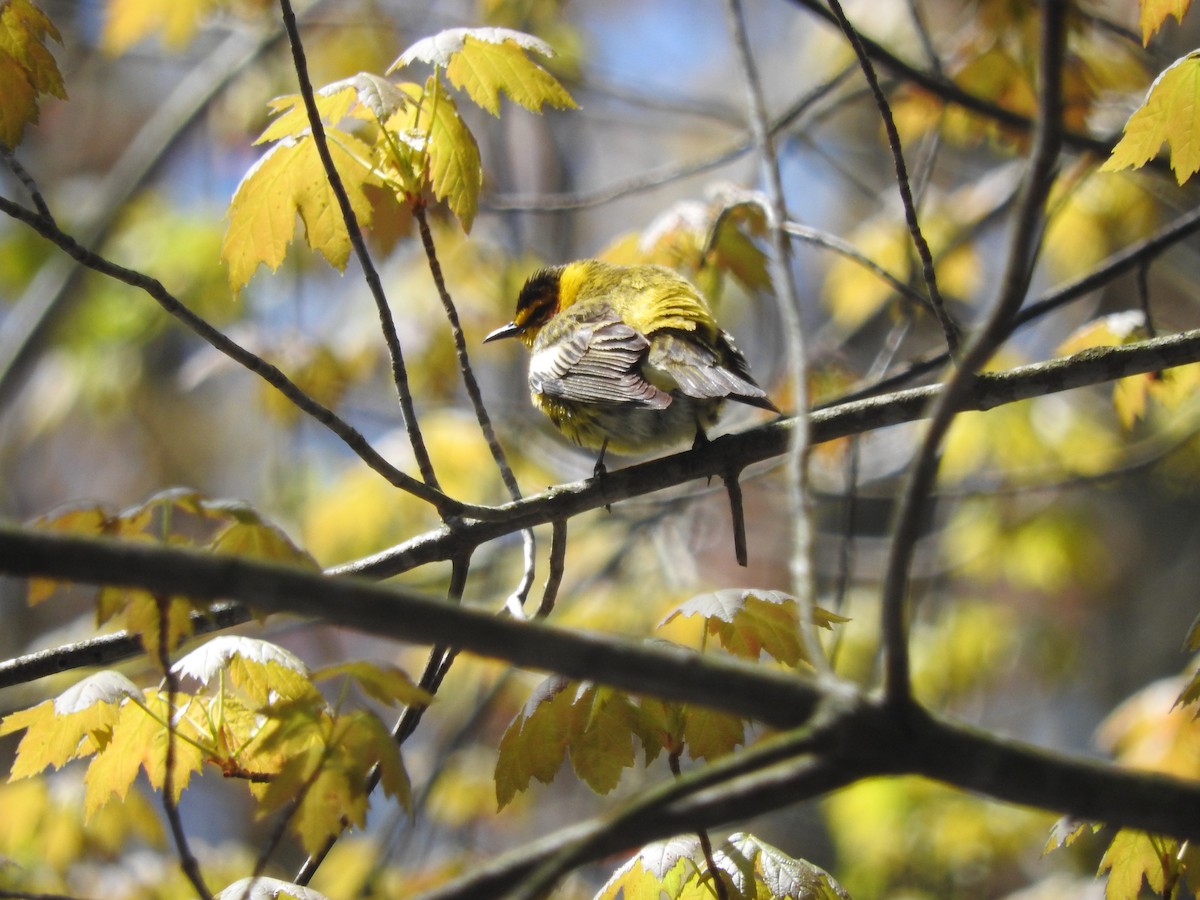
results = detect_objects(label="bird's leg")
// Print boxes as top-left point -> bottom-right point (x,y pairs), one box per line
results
593,439 -> 609,480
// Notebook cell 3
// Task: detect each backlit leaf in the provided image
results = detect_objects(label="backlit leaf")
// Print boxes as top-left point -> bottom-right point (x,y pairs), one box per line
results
84,691 -> 205,818
1099,829 -> 1177,899
661,589 -> 847,666
567,685 -> 638,795
681,704 -> 744,762
1102,52 -> 1200,184
222,129 -> 382,292
209,515 -> 319,570
390,27 -> 576,116
314,660 -> 433,708
494,675 -> 577,808
0,0 -> 65,148
1139,0 -> 1192,44
0,696 -> 120,778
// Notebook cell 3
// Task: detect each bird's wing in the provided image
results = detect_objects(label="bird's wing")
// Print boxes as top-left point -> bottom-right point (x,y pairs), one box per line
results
530,314 -> 672,409
647,329 -> 778,411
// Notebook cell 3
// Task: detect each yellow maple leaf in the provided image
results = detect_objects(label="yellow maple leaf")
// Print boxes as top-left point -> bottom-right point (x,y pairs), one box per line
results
389,26 -> 576,116
222,129 -> 381,292
0,0 -> 65,148
1102,51 -> 1200,184
1139,0 -> 1193,44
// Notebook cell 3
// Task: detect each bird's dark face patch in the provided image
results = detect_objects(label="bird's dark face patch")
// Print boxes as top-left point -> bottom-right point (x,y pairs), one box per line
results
512,267 -> 564,332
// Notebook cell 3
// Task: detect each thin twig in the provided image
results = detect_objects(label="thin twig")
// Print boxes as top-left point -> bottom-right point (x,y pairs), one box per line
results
277,0 -> 441,495
721,467 -> 749,568
1137,259 -> 1157,338
823,0 -> 959,356
156,596 -> 212,900
669,751 -> 730,900
0,146 -> 52,223
879,0 -> 1068,707
536,519 -> 568,619
413,205 -> 537,610
782,220 -> 931,311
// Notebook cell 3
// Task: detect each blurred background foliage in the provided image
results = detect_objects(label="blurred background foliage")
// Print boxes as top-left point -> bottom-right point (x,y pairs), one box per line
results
2,0 -> 1200,897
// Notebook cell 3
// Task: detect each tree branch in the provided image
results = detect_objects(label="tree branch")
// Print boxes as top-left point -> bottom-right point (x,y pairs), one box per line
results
343,328 -> 1200,580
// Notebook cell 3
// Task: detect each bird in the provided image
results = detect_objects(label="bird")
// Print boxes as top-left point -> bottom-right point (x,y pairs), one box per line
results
484,259 -> 778,475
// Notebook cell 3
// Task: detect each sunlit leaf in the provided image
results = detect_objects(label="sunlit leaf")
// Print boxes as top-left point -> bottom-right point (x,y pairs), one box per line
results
53,671 -> 140,715
258,75 -> 408,145
173,636 -> 307,685
84,691 -> 205,818
314,660 -> 433,708
1044,817 -> 1100,855
1099,829 -> 1178,899
1139,0 -> 1192,44
222,128 -> 382,292
494,675 -> 574,807
0,0 -> 65,148
661,589 -> 847,666
595,836 -> 700,900
1102,51 -> 1200,184
390,27 -> 576,115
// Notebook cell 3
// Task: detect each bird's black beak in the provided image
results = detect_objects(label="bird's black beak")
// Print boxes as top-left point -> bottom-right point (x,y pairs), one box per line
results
484,322 -> 523,343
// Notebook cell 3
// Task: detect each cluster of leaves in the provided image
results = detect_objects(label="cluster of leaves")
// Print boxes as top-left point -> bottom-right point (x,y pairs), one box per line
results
223,27 -> 576,292
0,633 -> 428,860
28,488 -> 318,657
496,589 -> 845,804
7,0 -> 1200,897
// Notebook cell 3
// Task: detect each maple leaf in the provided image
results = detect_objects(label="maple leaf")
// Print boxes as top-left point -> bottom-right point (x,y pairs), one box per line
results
0,0 -> 65,148
1102,51 -> 1200,184
173,636 -> 315,706
1139,0 -> 1193,44
84,690 -> 205,818
389,27 -> 576,115
661,589 -> 848,666
1099,830 -> 1180,899
494,675 -> 576,808
313,660 -> 433,708
222,128 -> 382,292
